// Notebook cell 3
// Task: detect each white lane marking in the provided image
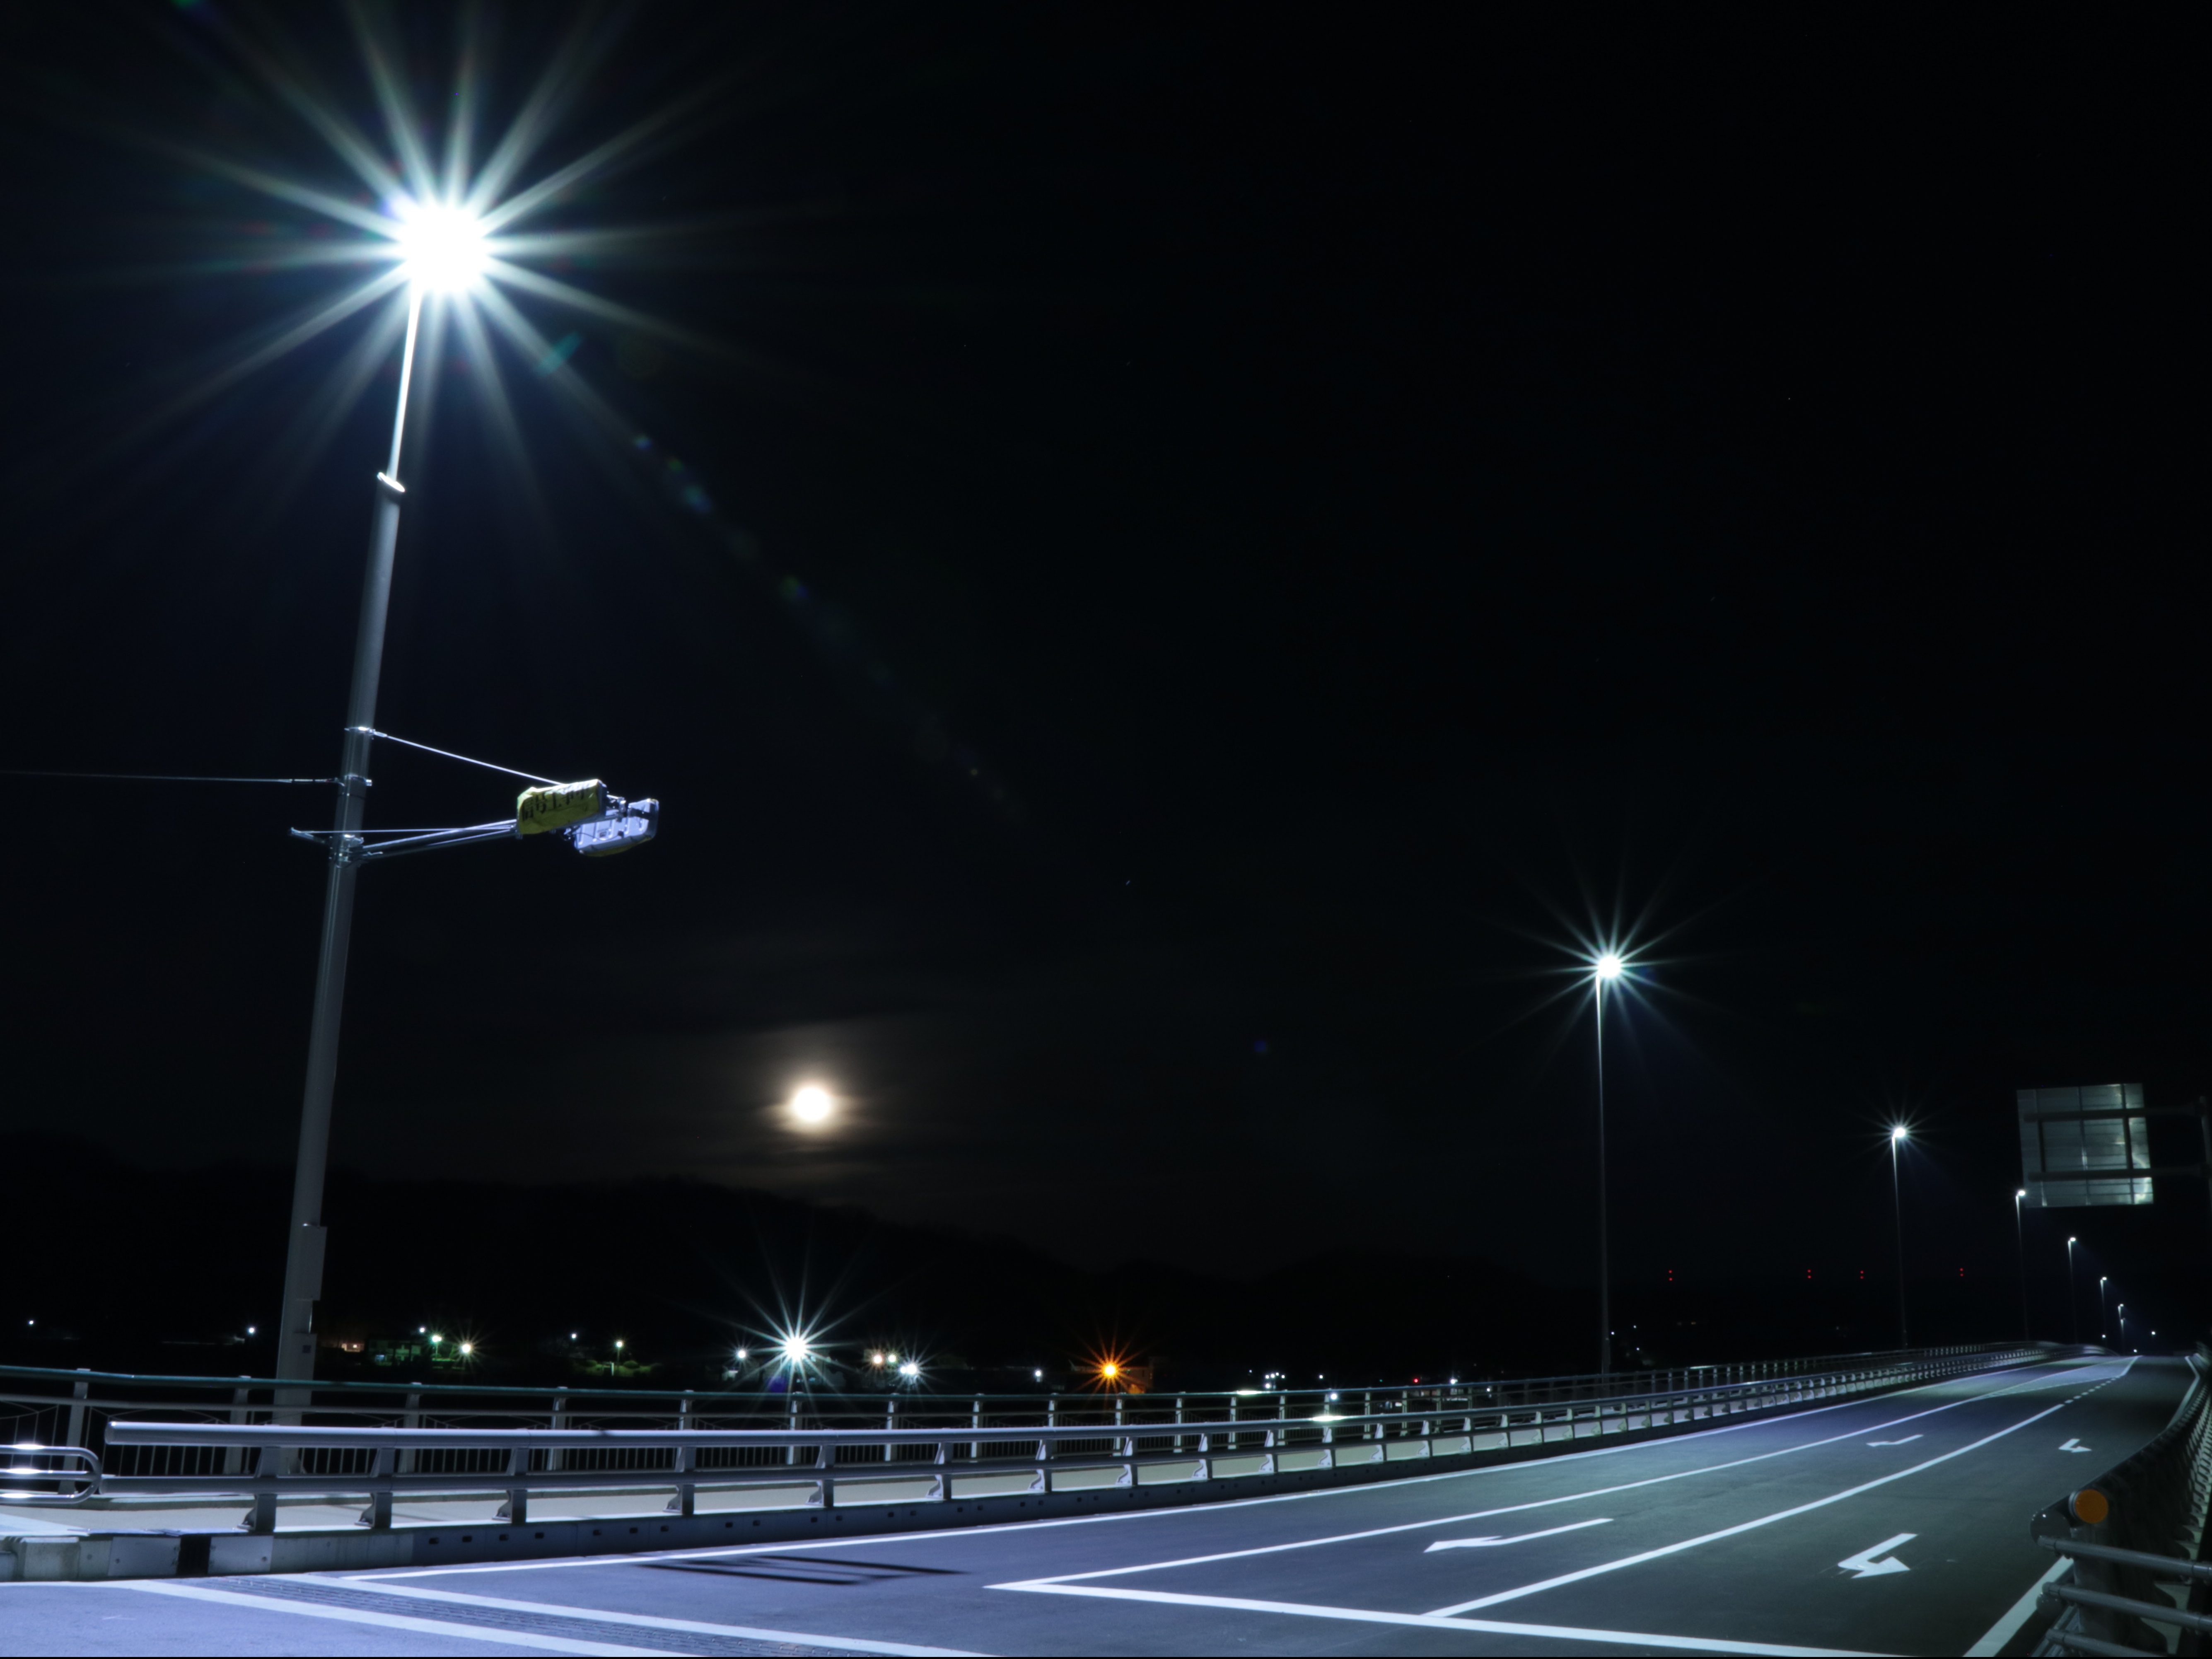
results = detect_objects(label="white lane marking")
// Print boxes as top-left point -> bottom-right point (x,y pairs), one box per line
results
1426,1391 -> 2083,1617
996,1581 -> 1887,1657
1428,1518 -> 1613,1551
328,1579 -> 981,1657
1835,1533 -> 1914,1579
1963,1556 -> 2072,1656
350,1357 -> 2085,1581
111,1580 -> 665,1655
1002,1366 -> 2085,1591
2059,1438 -> 2091,1452
1864,1436 -> 1921,1446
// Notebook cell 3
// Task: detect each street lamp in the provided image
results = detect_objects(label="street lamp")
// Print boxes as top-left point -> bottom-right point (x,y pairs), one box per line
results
2013,1188 -> 2030,1340
1592,951 -> 1625,1376
2065,1238 -> 2079,1344
2097,1276 -> 2111,1343
271,203 -> 500,1384
1887,1127 -> 1912,1347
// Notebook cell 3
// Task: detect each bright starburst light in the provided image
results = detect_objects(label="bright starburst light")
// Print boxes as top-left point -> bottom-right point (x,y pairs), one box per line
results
1594,952 -> 1625,982
110,12 -> 727,513
392,200 -> 490,294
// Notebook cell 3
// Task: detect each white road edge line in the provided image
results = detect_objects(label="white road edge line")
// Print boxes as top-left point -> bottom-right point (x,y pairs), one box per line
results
1427,1394 -> 2079,1616
1429,1517 -> 1613,1551
1004,1366 -> 2091,1590
1963,1556 -> 2071,1657
109,1580 -> 668,1656
346,1357 -> 2094,1583
328,1579 -> 983,1658
992,1581 -> 1888,1658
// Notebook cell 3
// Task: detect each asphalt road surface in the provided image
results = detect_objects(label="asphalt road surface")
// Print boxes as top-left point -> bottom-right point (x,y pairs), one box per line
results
3,1355 -> 2188,1657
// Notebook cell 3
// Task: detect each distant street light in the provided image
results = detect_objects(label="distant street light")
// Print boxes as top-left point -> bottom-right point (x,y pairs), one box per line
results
2013,1188 -> 2030,1340
2065,1238 -> 2080,1344
1889,1126 -> 1910,1348
1591,951 -> 1627,1376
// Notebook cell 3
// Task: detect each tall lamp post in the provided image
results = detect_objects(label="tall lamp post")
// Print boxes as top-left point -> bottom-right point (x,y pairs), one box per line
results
2064,1237 -> 2080,1345
1592,951 -> 1625,1376
2097,1276 -> 2111,1343
273,211 -> 485,1384
2013,1188 -> 2030,1340
1888,1126 -> 1910,1349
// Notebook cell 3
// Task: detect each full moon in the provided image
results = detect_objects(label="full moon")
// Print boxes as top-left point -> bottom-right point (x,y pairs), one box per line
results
790,1084 -> 834,1125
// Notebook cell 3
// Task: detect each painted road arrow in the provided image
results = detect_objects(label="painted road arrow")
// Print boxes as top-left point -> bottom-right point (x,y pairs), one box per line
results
1425,1518 -> 1613,1551
2059,1438 -> 2092,1452
1837,1532 -> 1916,1579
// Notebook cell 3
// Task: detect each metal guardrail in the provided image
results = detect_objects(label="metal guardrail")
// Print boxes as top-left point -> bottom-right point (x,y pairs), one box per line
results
59,1344 -> 2045,1533
2031,1345 -> 2212,1658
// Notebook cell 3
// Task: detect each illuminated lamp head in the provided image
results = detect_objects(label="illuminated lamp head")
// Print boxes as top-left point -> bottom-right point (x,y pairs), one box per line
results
395,199 -> 488,293
1594,953 -> 1624,982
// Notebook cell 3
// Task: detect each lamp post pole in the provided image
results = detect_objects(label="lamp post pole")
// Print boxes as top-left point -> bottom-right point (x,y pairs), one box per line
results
2097,1276 -> 2110,1343
1592,954 -> 1623,1378
1888,1129 -> 1909,1348
273,290 -> 425,1384
2064,1238 -> 2079,1345
2013,1188 -> 2030,1340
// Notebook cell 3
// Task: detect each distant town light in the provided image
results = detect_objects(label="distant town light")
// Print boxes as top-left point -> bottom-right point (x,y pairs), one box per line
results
459,1342 -> 473,1356
898,1360 -> 920,1379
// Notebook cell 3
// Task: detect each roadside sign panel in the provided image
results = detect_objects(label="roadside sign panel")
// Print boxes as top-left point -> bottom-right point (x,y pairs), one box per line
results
2018,1084 -> 2153,1208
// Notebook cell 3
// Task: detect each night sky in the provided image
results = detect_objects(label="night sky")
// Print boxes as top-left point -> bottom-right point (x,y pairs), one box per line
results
3,9 -> 2202,1348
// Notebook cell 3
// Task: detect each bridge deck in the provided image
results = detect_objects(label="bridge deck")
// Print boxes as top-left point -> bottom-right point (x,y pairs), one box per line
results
0,1355 -> 2191,1656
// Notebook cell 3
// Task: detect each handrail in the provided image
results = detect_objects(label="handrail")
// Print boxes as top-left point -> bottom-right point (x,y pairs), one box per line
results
0,1341 -> 2029,1406
42,1345 -> 2047,1532
2037,1533 -> 2212,1584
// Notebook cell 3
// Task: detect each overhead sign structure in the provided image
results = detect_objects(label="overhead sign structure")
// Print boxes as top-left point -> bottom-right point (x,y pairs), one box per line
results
2018,1084 -> 2153,1208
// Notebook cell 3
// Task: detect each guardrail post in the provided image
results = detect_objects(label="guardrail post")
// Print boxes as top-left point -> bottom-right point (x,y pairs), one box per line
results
1114,1394 -> 1133,1488
64,1371 -> 88,1456
971,1397 -> 982,1463
361,1447 -> 393,1529
786,1394 -> 800,1466
1175,1394 -> 1186,1455
244,1443 -> 280,1535
224,1387 -> 249,1478
502,1444 -> 530,1524
548,1395 -> 567,1475
816,1439 -> 836,1509
398,1393 -> 420,1477
933,1439 -> 950,1501
668,1394 -> 695,1517
884,1396 -> 896,1464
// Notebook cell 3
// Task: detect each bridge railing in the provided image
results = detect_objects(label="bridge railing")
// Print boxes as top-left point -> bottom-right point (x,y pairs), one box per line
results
21,1343 -> 2049,1532
2031,1345 -> 2212,1657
